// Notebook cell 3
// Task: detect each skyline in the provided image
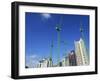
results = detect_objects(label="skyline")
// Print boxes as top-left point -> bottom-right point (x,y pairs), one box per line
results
25,12 -> 89,68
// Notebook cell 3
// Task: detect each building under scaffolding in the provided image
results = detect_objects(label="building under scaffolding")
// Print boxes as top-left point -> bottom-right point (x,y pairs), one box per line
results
69,50 -> 77,66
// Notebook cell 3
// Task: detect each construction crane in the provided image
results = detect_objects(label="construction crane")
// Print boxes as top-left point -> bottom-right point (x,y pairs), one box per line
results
49,40 -> 53,67
55,16 -> 63,66
50,40 -> 53,60
80,22 -> 87,45
61,40 -> 67,57
80,22 -> 84,39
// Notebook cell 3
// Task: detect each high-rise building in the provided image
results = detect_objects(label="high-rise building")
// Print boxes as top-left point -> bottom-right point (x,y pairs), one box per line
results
61,55 -> 69,66
74,38 -> 89,66
69,50 -> 77,66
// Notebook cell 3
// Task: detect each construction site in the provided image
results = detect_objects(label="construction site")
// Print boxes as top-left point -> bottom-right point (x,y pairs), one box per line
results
25,14 -> 89,68
35,17 -> 89,68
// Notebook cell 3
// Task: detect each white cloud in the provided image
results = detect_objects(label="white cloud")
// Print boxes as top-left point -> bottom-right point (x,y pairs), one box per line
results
41,13 -> 51,19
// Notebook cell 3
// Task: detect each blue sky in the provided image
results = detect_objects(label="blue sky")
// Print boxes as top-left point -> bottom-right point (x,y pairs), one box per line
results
25,12 -> 89,68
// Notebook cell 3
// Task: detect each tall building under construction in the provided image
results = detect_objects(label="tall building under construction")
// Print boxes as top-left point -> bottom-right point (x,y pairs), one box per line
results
74,38 -> 89,66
